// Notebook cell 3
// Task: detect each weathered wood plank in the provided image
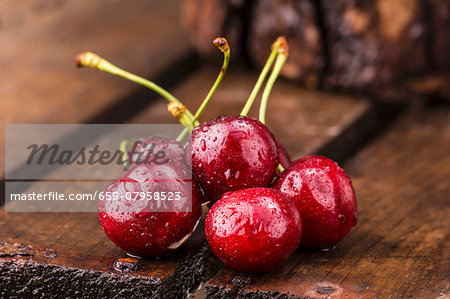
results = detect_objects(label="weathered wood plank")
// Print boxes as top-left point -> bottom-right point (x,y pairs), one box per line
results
205,108 -> 450,298
0,0 -> 190,174
0,209 -> 221,298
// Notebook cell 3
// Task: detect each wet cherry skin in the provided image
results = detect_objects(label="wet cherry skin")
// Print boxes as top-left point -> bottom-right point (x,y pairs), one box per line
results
277,141 -> 292,169
129,136 -> 207,204
191,116 -> 279,204
205,188 -> 302,273
130,136 -> 186,166
98,160 -> 202,257
272,155 -> 357,248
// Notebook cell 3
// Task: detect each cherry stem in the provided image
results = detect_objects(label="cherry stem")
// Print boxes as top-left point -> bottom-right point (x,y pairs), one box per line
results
176,37 -> 230,142
76,52 -> 196,130
193,37 -> 230,123
120,140 -> 133,170
176,128 -> 188,142
257,37 -> 288,173
258,41 -> 288,124
240,38 -> 283,116
167,102 -> 194,132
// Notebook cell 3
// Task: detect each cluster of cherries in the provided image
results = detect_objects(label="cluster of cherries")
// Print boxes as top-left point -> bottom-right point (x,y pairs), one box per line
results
77,37 -> 357,273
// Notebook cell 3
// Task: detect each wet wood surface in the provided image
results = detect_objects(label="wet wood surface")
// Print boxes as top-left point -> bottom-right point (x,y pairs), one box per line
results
205,108 -> 450,298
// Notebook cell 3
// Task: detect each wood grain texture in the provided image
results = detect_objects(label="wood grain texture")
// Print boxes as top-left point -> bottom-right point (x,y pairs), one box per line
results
0,0 -> 189,174
205,108 -> 450,298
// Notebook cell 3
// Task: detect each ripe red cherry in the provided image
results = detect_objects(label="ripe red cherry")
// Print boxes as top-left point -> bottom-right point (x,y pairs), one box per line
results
272,155 -> 357,248
98,160 -> 202,257
191,115 -> 279,203
277,141 -> 292,169
128,137 -> 207,204
130,136 -> 186,166
205,187 -> 302,273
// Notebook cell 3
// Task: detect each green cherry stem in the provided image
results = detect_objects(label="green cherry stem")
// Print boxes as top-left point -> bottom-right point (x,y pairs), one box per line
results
257,37 -> 289,173
258,40 -> 288,124
193,37 -> 230,123
176,37 -> 231,142
240,37 -> 283,116
76,52 -> 196,130
120,140 -> 133,170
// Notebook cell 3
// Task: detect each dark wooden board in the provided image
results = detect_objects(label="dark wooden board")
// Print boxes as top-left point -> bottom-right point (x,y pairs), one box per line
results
0,210 -> 222,299
0,0 -> 189,174
205,108 -> 450,298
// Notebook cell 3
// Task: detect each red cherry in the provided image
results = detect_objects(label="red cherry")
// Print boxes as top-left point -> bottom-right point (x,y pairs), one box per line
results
130,136 -> 186,166
128,137 -> 207,204
98,160 -> 202,257
205,187 -> 302,273
277,141 -> 292,169
191,115 -> 279,203
272,155 -> 357,248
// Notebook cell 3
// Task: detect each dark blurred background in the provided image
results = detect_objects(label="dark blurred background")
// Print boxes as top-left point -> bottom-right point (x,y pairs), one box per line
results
185,0 -> 449,99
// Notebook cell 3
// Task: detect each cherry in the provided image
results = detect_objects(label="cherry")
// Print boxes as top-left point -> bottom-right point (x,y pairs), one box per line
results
98,160 -> 202,257
189,39 -> 288,203
272,155 -> 357,248
205,187 -> 302,273
80,37 -> 293,258
191,115 -> 279,203
276,141 -> 292,169
129,136 -> 186,166
190,38 -> 289,203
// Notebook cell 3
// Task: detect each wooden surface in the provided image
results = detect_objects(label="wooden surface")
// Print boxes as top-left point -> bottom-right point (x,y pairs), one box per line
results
0,211 -> 218,298
205,108 -> 450,298
0,0 -> 189,174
